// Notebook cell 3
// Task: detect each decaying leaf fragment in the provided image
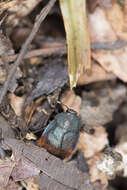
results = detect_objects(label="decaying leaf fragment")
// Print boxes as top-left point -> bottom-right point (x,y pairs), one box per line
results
0,159 -> 15,187
89,3 -> 127,82
3,138 -> 94,190
60,0 -> 91,88
11,157 -> 40,181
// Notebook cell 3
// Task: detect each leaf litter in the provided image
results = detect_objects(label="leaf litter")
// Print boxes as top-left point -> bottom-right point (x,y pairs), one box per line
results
0,0 -> 127,190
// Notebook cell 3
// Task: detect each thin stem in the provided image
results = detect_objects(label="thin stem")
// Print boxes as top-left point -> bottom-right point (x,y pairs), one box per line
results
0,0 -> 57,104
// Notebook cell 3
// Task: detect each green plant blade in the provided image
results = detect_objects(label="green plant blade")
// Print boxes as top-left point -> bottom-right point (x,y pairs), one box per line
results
60,0 -> 91,88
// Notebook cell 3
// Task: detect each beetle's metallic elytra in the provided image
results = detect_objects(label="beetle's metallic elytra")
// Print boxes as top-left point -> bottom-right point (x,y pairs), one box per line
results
38,109 -> 81,158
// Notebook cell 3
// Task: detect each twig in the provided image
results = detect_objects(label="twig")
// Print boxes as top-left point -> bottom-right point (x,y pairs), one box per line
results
91,39 -> 127,50
0,0 -> 57,104
8,39 -> 127,63
9,45 -> 66,62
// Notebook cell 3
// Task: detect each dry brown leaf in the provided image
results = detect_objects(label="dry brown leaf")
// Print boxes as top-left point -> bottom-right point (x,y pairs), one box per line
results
89,4 -> 127,81
77,63 -> 116,85
78,126 -> 108,158
4,138 -> 93,190
0,153 -> 40,187
87,153 -> 109,185
61,90 -> 82,115
0,140 -> 40,188
12,157 -> 40,182
8,93 -> 24,116
88,7 -> 117,42
0,159 -> 15,188
106,3 -> 127,41
92,47 -> 127,82
88,3 -> 127,42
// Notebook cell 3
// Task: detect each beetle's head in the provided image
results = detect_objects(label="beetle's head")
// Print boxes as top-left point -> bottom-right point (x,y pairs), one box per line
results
66,109 -> 77,115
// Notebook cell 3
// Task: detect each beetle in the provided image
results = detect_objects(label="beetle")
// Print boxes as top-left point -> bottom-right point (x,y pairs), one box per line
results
38,109 -> 81,159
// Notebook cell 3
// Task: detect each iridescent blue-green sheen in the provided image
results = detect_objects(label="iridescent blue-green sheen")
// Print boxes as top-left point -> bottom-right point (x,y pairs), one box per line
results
42,110 -> 81,151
